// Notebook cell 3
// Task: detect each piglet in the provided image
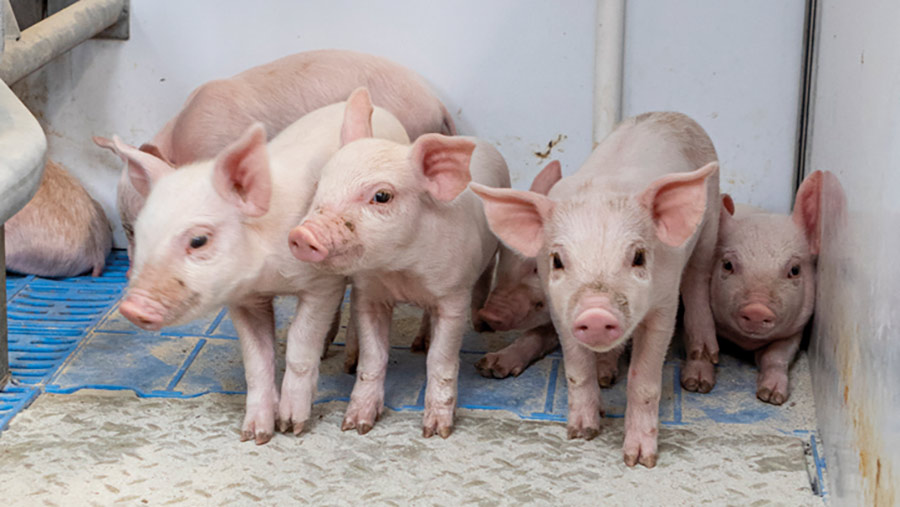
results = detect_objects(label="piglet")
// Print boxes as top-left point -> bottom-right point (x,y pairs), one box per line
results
702,171 -> 823,405
474,160 -> 625,384
5,160 -> 112,277
471,112 -> 719,468
115,89 -> 410,444
289,124 -> 509,439
94,49 -> 456,259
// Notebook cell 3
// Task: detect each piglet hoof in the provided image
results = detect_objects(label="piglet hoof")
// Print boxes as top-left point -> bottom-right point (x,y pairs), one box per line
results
276,417 -> 305,436
240,400 -> 276,445
680,359 -> 716,393
596,363 -> 619,389
422,408 -> 454,439
240,426 -> 273,446
341,398 -> 382,435
473,319 -> 494,333
474,352 -> 522,379
410,333 -> 430,354
623,432 -> 658,468
566,425 -> 600,441
623,451 -> 658,469
756,370 -> 789,405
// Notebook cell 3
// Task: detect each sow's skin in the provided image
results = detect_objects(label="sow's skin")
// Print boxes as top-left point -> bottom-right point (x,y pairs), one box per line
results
475,160 -> 625,384
117,89 -> 410,444
5,160 -> 112,277
289,116 -> 509,439
705,171 -> 823,405
471,112 -> 720,468
94,49 -> 456,259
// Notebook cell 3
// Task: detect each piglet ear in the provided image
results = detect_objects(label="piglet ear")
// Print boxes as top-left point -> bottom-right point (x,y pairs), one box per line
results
341,87 -> 374,146
719,193 -> 735,229
792,170 -> 824,255
529,160 -> 563,195
212,122 -> 271,217
640,161 -> 718,247
93,135 -> 174,198
138,142 -> 173,165
470,184 -> 554,258
411,134 -> 476,202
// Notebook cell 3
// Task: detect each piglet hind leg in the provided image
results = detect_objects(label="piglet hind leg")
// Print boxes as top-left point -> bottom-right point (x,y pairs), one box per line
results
410,311 -> 431,353
342,289 -> 392,435
623,306 -> 676,468
679,251 -> 719,394
469,255 -> 496,332
475,323 -> 558,379
560,330 -> 603,440
278,286 -> 344,435
422,294 -> 469,439
596,343 -> 626,388
231,299 -> 278,445
755,333 -> 802,405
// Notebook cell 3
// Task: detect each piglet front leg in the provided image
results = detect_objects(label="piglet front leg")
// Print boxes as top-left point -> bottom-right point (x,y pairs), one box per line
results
755,333 -> 802,405
342,288 -> 392,435
422,293 -> 469,438
560,329 -> 603,440
476,323 -> 557,379
279,286 -> 344,435
231,299 -> 278,445
622,307 -> 675,468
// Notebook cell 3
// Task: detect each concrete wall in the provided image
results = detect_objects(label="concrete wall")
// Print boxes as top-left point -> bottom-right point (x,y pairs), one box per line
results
12,0 -> 805,247
807,0 -> 900,504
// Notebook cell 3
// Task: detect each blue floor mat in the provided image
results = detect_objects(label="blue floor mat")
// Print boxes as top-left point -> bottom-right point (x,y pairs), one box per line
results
1,250 -> 827,497
1,251 -> 128,430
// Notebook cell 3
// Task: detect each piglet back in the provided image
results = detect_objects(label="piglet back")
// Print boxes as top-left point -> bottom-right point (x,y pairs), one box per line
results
5,160 -> 113,277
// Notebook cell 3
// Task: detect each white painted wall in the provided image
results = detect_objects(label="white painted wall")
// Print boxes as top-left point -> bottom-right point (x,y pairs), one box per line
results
807,0 -> 900,503
623,0 -> 808,213
13,0 -> 805,248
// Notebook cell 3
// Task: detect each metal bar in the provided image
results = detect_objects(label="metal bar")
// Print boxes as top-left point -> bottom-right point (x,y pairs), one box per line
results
794,0 -> 819,193
593,0 -> 626,145
0,225 -> 8,390
0,0 -> 125,84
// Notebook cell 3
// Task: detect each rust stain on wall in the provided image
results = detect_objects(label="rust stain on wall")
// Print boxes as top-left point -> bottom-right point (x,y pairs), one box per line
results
534,134 -> 567,159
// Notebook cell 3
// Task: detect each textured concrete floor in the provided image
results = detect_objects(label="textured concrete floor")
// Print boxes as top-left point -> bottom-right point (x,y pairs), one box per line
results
2,392 -> 822,506
1,264 -> 827,505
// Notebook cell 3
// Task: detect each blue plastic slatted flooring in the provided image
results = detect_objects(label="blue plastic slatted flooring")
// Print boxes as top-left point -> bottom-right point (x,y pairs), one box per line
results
0,250 -> 826,496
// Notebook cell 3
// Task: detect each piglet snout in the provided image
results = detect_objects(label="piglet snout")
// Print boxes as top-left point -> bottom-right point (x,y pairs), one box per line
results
737,303 -> 776,333
289,224 -> 329,263
572,308 -> 622,350
119,291 -> 166,331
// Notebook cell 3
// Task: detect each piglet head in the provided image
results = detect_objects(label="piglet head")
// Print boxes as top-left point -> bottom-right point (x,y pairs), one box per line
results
477,160 -> 562,331
289,88 -> 476,273
472,161 -> 718,352
120,123 -> 272,330
711,171 -> 822,341
94,136 -> 175,261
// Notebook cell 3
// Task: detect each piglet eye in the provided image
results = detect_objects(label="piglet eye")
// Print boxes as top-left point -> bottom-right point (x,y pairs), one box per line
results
190,235 -> 208,249
372,190 -> 393,204
535,301 -> 544,310
551,252 -> 564,270
632,249 -> 646,267
788,264 -> 801,278
722,260 -> 734,273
